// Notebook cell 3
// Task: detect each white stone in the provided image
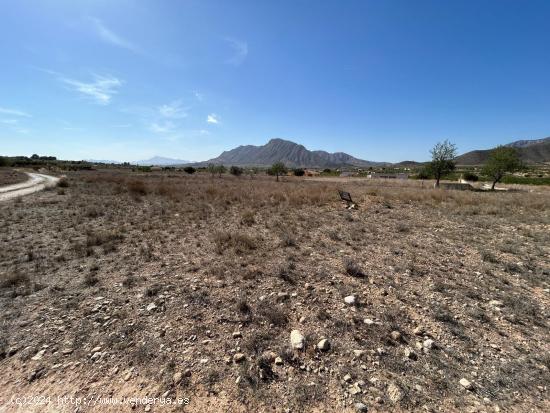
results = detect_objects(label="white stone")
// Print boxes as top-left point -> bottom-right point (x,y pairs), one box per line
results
344,295 -> 356,305
290,330 -> 305,350
317,338 -> 330,351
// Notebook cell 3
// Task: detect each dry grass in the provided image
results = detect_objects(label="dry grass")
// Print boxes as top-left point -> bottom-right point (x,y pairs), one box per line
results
0,170 -> 548,412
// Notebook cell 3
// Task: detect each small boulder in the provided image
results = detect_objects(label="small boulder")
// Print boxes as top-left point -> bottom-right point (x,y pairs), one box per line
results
390,331 -> 401,341
460,378 -> 474,391
317,338 -> 331,352
423,339 -> 435,350
290,330 -> 305,350
344,295 -> 356,305
354,402 -> 368,412
387,382 -> 403,403
233,353 -> 246,363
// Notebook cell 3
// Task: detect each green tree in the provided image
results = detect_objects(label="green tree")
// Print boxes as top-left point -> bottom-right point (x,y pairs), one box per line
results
269,162 -> 287,182
482,146 -> 521,190
230,165 -> 243,176
293,168 -> 305,177
216,164 -> 226,177
429,140 -> 457,187
183,166 -> 196,174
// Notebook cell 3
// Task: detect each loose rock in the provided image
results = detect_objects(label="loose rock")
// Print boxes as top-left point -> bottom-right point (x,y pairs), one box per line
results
344,295 -> 356,305
317,338 -> 330,351
290,330 -> 305,350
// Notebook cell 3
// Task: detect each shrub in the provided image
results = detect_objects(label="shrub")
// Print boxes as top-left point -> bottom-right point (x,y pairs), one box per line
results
241,210 -> 255,226
293,168 -> 305,176
57,177 -> 69,187
343,258 -> 365,277
213,231 -> 256,254
230,166 -> 244,176
127,180 -> 147,196
462,172 -> 479,182
183,166 -> 196,174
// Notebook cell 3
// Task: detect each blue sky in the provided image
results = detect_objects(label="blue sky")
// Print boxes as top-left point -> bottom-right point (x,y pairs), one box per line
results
1,0 -> 549,162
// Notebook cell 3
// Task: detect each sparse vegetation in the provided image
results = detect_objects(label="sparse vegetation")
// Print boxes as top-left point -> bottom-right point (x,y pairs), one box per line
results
0,169 -> 548,413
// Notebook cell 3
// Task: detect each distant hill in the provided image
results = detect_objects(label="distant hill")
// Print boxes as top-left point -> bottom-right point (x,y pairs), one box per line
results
456,137 -> 550,165
394,160 -> 424,168
197,138 -> 386,168
86,159 -> 121,164
136,156 -> 192,166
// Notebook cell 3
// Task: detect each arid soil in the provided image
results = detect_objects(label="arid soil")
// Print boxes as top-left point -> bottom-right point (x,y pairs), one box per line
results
0,169 -> 27,186
0,171 -> 549,412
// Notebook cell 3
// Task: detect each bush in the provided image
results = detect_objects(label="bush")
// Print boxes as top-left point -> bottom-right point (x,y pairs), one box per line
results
127,180 -> 147,196
183,166 -> 196,174
230,166 -> 244,176
293,168 -> 305,176
416,167 -> 431,180
462,172 -> 479,182
57,177 -> 69,187
343,258 -> 365,277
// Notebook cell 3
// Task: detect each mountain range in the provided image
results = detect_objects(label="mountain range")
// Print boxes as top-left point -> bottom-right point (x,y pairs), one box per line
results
196,138 -> 386,168
87,136 -> 550,168
455,137 -> 550,165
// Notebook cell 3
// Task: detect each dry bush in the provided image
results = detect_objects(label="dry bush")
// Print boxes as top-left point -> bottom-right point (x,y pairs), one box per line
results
343,257 -> 365,277
213,231 -> 257,254
127,179 -> 148,196
241,210 -> 255,226
86,230 -> 123,247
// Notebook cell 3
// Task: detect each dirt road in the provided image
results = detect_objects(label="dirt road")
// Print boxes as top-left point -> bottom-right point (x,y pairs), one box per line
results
0,172 -> 60,201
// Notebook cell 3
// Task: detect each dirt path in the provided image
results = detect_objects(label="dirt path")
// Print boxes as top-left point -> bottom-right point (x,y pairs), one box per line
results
0,172 -> 60,201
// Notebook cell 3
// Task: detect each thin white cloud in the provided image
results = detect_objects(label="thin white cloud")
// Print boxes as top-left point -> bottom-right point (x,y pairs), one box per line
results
113,123 -> 132,128
225,38 -> 248,65
0,119 -> 19,125
61,74 -> 123,105
150,121 -> 175,134
158,100 -> 187,119
90,17 -> 140,54
0,107 -> 31,117
207,114 -> 219,124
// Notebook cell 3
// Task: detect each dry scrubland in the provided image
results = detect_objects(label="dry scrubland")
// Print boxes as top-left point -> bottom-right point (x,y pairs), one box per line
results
0,171 -> 549,412
0,169 -> 27,186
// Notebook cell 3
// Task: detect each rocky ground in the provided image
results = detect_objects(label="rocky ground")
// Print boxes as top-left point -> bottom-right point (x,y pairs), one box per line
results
0,171 -> 549,412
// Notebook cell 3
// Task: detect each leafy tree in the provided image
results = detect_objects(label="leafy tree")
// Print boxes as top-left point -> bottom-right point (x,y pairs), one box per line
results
230,165 -> 243,176
482,146 -> 521,190
293,168 -> 305,176
183,166 -> 196,174
216,164 -> 227,177
429,140 -> 457,187
31,154 -> 39,160
0,156 -> 7,167
269,162 -> 287,182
